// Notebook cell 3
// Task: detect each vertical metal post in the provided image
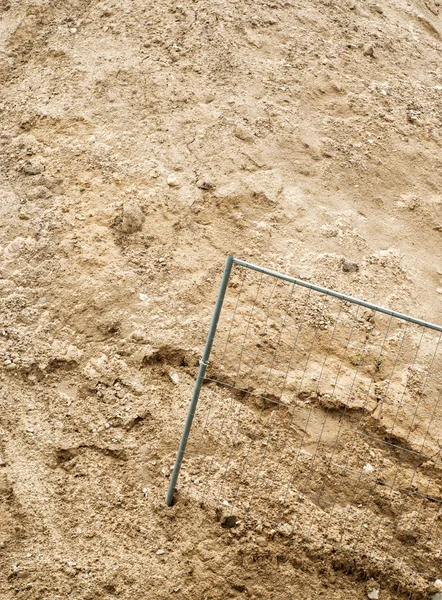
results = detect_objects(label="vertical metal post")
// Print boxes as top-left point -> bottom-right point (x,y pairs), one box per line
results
166,254 -> 234,506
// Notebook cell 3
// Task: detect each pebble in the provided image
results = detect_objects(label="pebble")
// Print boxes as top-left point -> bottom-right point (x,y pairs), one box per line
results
277,523 -> 293,537
167,173 -> 180,187
139,293 -> 149,302
70,27 -> 77,33
156,549 -> 165,555
367,588 -> 379,599
437,289 -> 442,295
363,463 -> 374,473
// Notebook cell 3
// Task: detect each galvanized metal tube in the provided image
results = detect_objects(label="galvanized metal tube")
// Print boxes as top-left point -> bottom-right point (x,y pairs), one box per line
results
166,254 -> 234,506
232,258 -> 442,333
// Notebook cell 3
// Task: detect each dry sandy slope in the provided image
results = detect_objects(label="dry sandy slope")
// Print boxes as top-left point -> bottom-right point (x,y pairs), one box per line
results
0,0 -> 442,598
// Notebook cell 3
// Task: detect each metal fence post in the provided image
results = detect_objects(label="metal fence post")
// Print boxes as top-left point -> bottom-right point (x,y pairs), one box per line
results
166,254 -> 234,506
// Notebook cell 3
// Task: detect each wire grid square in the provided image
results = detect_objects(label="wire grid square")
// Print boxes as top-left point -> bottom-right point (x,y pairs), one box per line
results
184,262 -> 442,581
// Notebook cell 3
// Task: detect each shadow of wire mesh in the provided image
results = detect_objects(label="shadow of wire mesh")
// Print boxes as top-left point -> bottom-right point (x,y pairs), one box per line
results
183,263 -> 442,580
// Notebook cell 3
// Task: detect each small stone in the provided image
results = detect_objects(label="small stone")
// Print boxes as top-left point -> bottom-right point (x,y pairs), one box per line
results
380,89 -> 387,96
156,549 -> 165,555
363,463 -> 374,474
277,523 -> 293,537
170,372 -> 179,385
363,43 -> 375,57
139,293 -> 149,302
167,173 -> 180,187
437,288 -> 442,295
367,588 -> 379,600
70,27 -> 77,33
342,261 -> 359,273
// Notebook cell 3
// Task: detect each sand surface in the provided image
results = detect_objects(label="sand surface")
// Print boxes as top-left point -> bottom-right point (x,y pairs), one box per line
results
1,0 -> 442,598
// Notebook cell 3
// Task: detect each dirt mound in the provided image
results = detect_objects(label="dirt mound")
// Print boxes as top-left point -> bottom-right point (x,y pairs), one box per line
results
1,0 -> 442,598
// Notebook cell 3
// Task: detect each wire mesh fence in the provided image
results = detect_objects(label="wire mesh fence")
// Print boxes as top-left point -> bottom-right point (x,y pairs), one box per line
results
168,256 -> 442,582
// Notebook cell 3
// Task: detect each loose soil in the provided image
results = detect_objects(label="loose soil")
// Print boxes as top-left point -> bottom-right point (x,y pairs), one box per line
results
1,0 -> 442,599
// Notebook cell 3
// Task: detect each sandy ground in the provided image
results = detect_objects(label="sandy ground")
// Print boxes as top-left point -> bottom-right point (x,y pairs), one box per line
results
1,0 -> 442,598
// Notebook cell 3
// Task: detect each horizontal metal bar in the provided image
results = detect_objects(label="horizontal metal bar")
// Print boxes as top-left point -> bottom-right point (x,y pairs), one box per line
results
232,258 -> 442,334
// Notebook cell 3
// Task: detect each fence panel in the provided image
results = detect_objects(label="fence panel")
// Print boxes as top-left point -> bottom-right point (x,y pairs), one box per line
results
167,256 -> 442,583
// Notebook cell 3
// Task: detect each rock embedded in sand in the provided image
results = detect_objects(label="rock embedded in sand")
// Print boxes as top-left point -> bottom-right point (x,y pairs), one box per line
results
167,173 -> 180,187
277,523 -> 293,537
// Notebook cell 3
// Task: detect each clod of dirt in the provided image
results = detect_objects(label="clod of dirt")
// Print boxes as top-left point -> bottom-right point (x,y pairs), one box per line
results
342,261 -> 359,273
363,43 -> 375,57
216,506 -> 238,528
120,200 -> 145,234
221,515 -> 238,528
20,159 -> 45,175
196,178 -> 215,190
234,125 -> 254,142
